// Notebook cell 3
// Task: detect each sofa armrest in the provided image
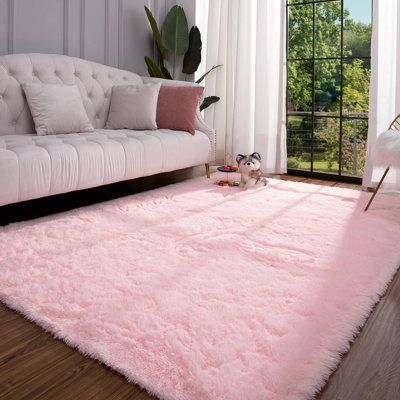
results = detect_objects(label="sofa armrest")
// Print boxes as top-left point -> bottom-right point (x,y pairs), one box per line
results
142,77 -> 216,161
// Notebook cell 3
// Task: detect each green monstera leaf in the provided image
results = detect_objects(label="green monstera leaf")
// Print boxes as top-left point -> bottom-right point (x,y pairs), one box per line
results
182,26 -> 202,75
162,5 -> 189,76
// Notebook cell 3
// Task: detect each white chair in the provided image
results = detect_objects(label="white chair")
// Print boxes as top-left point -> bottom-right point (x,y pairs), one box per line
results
365,114 -> 400,211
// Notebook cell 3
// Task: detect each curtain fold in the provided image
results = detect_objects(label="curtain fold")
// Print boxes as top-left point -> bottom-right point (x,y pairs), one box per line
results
363,0 -> 400,189
204,0 -> 287,173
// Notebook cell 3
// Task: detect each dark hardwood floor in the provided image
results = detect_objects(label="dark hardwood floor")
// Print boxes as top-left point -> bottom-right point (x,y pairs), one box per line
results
317,270 -> 400,400
1,173 -> 399,400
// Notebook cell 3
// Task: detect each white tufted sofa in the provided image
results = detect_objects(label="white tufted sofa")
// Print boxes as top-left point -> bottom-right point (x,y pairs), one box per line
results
0,53 -> 215,207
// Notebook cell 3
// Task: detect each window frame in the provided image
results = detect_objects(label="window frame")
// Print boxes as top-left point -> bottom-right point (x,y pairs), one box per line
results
286,0 -> 372,183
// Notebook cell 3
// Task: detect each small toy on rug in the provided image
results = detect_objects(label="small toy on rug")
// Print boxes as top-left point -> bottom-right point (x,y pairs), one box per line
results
236,152 -> 268,189
215,179 -> 240,187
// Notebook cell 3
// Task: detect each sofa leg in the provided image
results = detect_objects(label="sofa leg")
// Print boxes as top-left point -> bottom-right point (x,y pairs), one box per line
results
205,163 -> 211,179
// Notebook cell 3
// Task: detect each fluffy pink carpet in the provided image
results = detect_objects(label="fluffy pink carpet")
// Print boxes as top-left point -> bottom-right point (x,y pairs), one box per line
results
1,174 -> 400,400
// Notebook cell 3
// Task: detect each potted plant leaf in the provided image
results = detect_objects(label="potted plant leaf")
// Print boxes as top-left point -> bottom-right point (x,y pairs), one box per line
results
144,5 -> 221,111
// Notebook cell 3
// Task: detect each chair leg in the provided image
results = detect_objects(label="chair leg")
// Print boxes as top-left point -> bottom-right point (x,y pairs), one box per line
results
364,167 -> 390,212
205,163 -> 211,179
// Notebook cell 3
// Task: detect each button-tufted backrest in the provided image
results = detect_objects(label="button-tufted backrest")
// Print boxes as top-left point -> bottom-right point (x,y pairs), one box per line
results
0,53 -> 143,135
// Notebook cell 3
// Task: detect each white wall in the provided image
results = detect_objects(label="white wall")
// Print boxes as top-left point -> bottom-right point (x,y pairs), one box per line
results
0,0 -> 197,76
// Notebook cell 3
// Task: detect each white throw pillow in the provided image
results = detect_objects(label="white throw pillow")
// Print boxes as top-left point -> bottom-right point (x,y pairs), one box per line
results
22,83 -> 94,136
105,83 -> 161,130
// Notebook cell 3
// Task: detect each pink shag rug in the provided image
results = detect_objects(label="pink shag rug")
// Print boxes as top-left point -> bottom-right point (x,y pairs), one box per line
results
1,174 -> 400,400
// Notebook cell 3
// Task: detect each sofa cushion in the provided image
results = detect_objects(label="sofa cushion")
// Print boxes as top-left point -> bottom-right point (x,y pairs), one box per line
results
22,83 -> 94,136
106,83 -> 161,130
156,85 -> 204,134
0,129 -> 211,206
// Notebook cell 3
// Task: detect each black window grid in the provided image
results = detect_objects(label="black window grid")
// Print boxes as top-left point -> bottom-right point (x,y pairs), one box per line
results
285,0 -> 372,182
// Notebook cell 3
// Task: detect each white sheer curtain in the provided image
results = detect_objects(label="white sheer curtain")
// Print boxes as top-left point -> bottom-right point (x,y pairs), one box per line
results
202,0 -> 287,173
363,0 -> 400,189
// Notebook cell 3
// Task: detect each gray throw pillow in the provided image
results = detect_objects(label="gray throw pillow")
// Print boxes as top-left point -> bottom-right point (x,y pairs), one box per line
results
22,83 -> 94,136
105,83 -> 161,130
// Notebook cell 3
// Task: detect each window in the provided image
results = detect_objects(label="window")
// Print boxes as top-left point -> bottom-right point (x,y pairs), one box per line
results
286,0 -> 372,181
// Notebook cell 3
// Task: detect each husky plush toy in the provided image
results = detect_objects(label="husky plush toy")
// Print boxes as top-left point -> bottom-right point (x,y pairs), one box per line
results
236,152 -> 268,189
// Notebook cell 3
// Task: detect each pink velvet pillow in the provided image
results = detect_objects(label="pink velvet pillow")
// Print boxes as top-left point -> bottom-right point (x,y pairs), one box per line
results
156,85 -> 204,135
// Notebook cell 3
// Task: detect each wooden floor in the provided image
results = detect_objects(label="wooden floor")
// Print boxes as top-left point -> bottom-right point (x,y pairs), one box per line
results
1,174 -> 399,400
